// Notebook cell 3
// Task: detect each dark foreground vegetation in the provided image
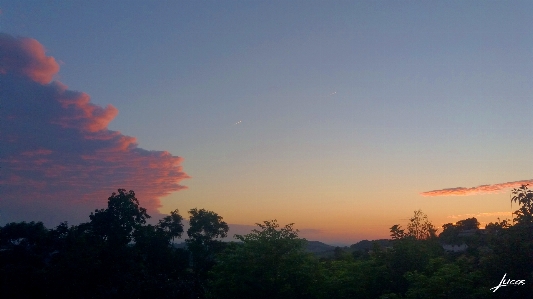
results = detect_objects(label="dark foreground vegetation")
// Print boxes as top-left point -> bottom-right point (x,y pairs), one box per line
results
1,187 -> 533,298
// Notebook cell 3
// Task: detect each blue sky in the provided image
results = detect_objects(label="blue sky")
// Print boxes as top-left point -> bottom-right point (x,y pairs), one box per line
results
1,1 -> 533,244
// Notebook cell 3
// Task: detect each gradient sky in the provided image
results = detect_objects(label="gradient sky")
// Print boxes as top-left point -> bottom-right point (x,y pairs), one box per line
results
1,1 -> 533,245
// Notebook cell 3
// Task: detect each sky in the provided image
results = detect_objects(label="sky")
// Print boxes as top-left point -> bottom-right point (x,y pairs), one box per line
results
1,1 -> 533,245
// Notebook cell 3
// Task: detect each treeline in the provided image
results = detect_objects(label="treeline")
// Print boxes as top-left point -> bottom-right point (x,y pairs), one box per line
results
1,187 -> 533,298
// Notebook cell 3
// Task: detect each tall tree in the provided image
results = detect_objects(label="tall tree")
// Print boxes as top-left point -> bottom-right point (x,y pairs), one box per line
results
387,210 -> 442,295
157,209 -> 185,242
407,210 -> 438,240
208,220 -> 320,299
511,185 -> 533,226
390,210 -> 437,240
48,190 -> 191,298
186,208 -> 229,297
89,189 -> 150,247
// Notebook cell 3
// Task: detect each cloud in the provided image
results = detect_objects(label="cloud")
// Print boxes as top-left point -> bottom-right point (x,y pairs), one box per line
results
446,212 -> 512,219
0,33 -> 59,84
0,34 -> 189,226
420,179 -> 533,197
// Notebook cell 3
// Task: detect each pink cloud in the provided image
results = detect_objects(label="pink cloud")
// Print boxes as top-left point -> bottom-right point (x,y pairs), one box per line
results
420,179 -> 533,197
21,149 -> 53,157
56,88 -> 119,132
0,34 -> 189,225
0,33 -> 59,84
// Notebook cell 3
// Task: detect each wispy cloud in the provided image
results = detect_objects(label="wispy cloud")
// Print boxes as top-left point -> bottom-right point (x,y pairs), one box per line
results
0,34 -> 189,225
420,179 -> 533,197
446,212 -> 512,219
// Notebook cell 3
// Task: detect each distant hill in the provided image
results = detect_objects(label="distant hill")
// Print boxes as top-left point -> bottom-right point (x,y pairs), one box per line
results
350,239 -> 391,251
173,239 -> 392,258
305,240 -> 337,258
305,240 -> 336,253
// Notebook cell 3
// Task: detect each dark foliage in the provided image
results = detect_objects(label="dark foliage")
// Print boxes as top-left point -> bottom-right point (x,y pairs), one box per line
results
1,187 -> 533,298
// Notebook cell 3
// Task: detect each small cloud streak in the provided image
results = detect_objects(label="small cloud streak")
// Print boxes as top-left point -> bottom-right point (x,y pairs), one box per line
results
446,212 -> 512,219
420,179 -> 533,197
0,34 -> 189,225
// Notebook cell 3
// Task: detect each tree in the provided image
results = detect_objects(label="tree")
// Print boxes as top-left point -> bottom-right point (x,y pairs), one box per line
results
390,210 -> 437,240
439,218 -> 480,245
187,208 -> 229,242
484,218 -> 511,232
478,185 -> 533,296
186,208 -> 229,268
390,224 -> 406,240
0,221 -> 50,298
157,209 -> 184,242
89,189 -> 150,246
48,190 -> 190,298
186,208 -> 229,297
407,210 -> 438,240
455,217 -> 480,231
0,221 -> 49,248
387,210 -> 442,295
207,220 -> 320,299
439,223 -> 460,244
403,259 -> 486,299
511,185 -> 533,226
0,190 -> 193,298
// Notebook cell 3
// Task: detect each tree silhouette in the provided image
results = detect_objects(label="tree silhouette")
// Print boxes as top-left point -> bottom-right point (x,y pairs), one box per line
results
511,185 -> 533,226
0,221 -> 51,298
390,210 -> 437,240
186,208 -> 229,297
407,210 -> 438,240
89,189 -> 149,246
455,217 -> 480,231
157,209 -> 184,242
48,190 -> 192,298
208,220 -> 320,299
